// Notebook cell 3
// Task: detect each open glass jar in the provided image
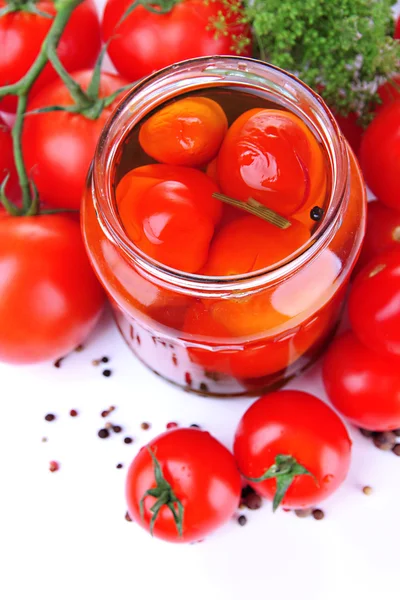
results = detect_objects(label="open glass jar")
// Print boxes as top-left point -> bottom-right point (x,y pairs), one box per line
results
82,57 -> 366,397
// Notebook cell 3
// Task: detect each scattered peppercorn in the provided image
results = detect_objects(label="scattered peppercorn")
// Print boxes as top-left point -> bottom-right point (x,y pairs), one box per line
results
190,423 -> 200,429
53,357 -> 64,368
102,369 -> 112,378
238,515 -> 247,526
243,492 -> 263,511
98,428 -> 110,439
125,511 -> 132,522
140,422 -> 150,431
310,206 -> 324,221
41,437 -> 48,443
92,359 -> 100,366
295,508 -> 313,518
199,382 -> 209,393
241,485 -> 254,499
362,486 -> 373,496
172,354 -> 178,366
124,437 -> 133,444
101,406 -> 115,419
101,356 -> 109,363
49,461 -> 59,472
112,425 -> 123,433
136,335 -> 141,346
75,344 -> 84,352
392,444 -> 400,457
359,428 -> 375,438
373,431 -> 397,451
312,509 -> 325,521
116,463 -> 123,469
69,409 -> 78,417
166,422 -> 178,429
45,413 -> 56,422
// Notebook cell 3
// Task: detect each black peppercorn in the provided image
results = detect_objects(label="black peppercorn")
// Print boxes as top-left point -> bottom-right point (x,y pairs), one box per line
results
45,413 -> 56,422
102,369 -> 112,378
310,206 -> 324,221
98,428 -> 110,439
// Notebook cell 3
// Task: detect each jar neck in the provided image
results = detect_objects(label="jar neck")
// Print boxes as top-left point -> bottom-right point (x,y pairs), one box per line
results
92,56 -> 349,294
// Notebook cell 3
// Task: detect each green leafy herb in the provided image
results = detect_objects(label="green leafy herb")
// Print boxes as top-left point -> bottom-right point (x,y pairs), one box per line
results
243,0 -> 400,122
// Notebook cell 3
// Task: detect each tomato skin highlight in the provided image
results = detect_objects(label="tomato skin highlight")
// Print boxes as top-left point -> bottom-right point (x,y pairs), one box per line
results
126,428 -> 241,543
359,101 -> 400,211
234,390 -> 351,509
22,70 -> 129,211
323,331 -> 400,431
348,249 -> 400,357
0,0 -> 101,113
0,215 -> 105,364
102,0 -> 252,81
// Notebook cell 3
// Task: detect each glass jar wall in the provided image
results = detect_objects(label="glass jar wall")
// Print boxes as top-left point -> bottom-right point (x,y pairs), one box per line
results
82,57 -> 366,397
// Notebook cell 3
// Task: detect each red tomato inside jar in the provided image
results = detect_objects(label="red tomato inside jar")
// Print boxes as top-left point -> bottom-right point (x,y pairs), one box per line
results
82,57 -> 366,397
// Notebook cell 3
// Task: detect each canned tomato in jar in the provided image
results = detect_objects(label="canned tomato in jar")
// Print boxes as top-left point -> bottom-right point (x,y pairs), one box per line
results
82,57 -> 366,397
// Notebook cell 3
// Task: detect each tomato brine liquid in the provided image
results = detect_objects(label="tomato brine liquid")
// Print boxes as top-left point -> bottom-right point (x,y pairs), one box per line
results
82,58 -> 366,396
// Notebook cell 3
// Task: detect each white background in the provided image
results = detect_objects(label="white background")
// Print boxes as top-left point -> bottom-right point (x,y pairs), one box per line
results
1,2 -> 400,599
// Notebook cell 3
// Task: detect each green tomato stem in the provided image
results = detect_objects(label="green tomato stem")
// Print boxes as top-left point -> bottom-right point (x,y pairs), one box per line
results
0,0 -> 85,215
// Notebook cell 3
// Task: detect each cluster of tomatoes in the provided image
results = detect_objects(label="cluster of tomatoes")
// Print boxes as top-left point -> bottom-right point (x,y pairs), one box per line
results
126,390 -> 351,543
117,96 -> 326,274
0,0 -> 251,364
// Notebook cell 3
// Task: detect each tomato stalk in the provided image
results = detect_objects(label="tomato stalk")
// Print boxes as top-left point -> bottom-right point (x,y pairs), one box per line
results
140,447 -> 184,537
244,454 -> 317,511
0,0 -> 85,214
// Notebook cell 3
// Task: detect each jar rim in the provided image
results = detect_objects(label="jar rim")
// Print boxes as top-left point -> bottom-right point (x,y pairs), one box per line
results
92,56 -> 349,293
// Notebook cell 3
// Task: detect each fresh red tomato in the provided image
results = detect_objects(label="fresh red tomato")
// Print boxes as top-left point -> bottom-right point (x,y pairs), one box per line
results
102,0 -> 252,81
0,214 -> 104,364
22,70 -> 129,210
333,112 -> 363,156
217,108 -> 326,217
126,428 -> 241,543
395,15 -> 400,39
323,331 -> 400,431
0,116 -> 19,202
359,101 -> 400,211
0,0 -> 101,113
377,76 -> 400,111
349,249 -> 400,357
234,390 -> 351,510
355,200 -> 400,273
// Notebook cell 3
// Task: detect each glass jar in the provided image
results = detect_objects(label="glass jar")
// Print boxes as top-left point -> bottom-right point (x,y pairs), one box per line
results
82,57 -> 366,397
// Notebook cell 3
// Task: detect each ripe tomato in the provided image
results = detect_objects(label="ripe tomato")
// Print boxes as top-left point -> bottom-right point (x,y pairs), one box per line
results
348,249 -> 400,357
0,116 -> 19,202
323,331 -> 400,431
102,0 -> 252,81
359,101 -> 400,211
0,0 -> 101,113
377,76 -> 400,111
234,390 -> 351,510
117,164 -> 221,272
22,70 -> 129,210
217,109 -> 326,217
355,200 -> 400,273
139,96 -> 228,167
0,214 -> 104,364
201,215 -> 310,276
395,15 -> 400,39
126,428 -> 241,543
